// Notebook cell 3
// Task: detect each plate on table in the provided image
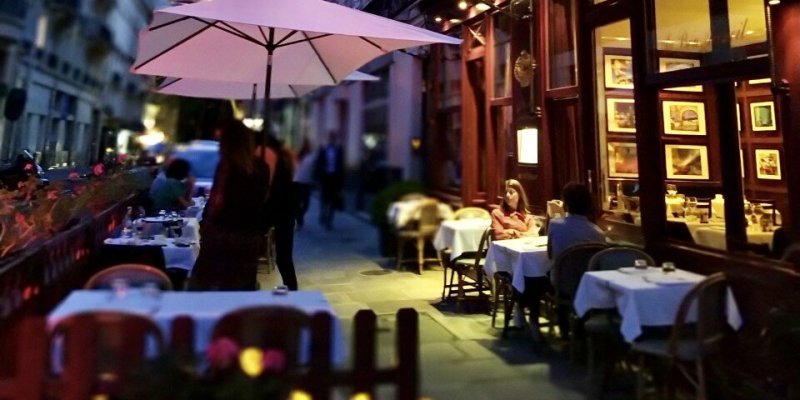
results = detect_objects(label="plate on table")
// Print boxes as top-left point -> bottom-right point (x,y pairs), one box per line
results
617,266 -> 654,274
643,274 -> 693,285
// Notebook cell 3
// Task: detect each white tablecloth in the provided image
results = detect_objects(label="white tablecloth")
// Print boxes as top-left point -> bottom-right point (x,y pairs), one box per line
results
104,235 -> 200,273
483,236 -> 550,293
48,290 -> 345,365
432,218 -> 491,260
573,269 -> 742,342
693,226 -> 774,251
387,200 -> 454,228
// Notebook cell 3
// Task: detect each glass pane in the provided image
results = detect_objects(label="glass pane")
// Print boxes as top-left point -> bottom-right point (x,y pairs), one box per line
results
548,0 -> 577,89
439,45 -> 462,109
433,44 -> 462,191
653,0 -> 767,69
494,13 -> 512,98
739,81 -> 787,258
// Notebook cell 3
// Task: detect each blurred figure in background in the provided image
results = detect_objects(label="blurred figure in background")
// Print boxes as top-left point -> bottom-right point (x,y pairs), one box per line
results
149,158 -> 195,212
315,131 -> 344,230
189,121 -> 271,290
292,138 -> 317,229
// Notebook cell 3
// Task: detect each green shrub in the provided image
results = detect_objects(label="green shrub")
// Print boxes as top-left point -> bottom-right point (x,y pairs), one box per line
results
370,180 -> 424,226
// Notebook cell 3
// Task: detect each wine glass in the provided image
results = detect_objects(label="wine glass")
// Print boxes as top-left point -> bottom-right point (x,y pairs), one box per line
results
744,203 -> 754,230
753,204 -> 765,230
666,184 -> 678,197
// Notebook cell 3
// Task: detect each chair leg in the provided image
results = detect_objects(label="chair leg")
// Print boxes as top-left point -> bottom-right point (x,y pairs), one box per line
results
396,238 -> 404,270
635,354 -> 646,400
695,359 -> 707,400
416,237 -> 424,274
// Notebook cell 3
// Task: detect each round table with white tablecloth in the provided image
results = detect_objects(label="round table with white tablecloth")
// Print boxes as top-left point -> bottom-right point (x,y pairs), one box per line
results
432,218 -> 491,260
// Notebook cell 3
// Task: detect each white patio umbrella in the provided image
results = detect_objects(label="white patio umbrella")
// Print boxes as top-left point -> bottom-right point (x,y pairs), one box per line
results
155,70 -> 379,100
132,0 -> 460,132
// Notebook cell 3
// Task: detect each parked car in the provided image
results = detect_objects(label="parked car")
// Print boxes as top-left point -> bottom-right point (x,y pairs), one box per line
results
0,150 -> 48,190
170,140 -> 219,196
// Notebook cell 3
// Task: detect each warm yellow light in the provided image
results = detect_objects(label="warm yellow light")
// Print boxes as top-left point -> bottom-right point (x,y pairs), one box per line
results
458,0 -> 468,10
517,127 -> 539,164
239,347 -> 264,377
768,0 -> 780,5
288,391 -> 312,400
137,130 -> 166,147
475,2 -> 491,11
434,16 -> 443,22
449,18 -> 462,24
351,393 -> 372,400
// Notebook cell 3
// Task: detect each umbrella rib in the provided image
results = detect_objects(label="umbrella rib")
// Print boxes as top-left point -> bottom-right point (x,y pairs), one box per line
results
149,15 -> 191,31
275,30 -> 299,47
276,33 -> 333,49
288,85 -> 299,97
215,20 -> 267,46
134,22 -> 216,70
359,36 -> 389,52
158,77 -> 183,90
301,31 -> 337,83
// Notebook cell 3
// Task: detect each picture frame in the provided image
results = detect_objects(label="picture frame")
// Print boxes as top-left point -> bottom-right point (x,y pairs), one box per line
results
750,101 -> 777,131
607,142 -> 638,178
658,58 -> 702,92
665,144 -> 710,180
604,54 -> 633,89
662,101 -> 707,135
606,98 -> 636,133
755,149 -> 782,180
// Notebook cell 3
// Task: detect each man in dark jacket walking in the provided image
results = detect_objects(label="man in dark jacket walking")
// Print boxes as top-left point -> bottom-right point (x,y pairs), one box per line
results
315,131 -> 344,230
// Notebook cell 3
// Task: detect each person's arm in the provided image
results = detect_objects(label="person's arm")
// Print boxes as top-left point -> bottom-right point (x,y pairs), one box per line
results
519,214 -> 538,237
176,176 -> 195,209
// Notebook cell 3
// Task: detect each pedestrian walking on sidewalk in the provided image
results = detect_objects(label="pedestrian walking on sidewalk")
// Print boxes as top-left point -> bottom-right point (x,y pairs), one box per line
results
262,134 -> 299,291
293,138 -> 317,229
315,131 -> 344,230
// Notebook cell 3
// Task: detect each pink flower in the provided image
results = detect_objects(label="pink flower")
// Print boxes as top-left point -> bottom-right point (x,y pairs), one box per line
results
14,214 -> 25,225
46,191 -> 58,201
92,163 -> 105,177
206,337 -> 240,370
261,349 -> 286,373
68,172 -> 79,180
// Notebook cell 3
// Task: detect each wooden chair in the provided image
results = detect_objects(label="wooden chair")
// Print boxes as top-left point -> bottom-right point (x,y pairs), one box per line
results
630,273 -> 730,400
453,206 -> 490,220
452,228 -> 492,311
95,243 -> 167,271
49,311 -> 165,400
491,271 -> 513,332
396,199 -> 440,274
212,306 -> 332,373
84,264 -> 174,290
588,246 -> 655,271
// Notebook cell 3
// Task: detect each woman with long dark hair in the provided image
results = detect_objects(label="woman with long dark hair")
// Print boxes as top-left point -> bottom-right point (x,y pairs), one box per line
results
189,121 -> 271,290
490,179 -> 538,240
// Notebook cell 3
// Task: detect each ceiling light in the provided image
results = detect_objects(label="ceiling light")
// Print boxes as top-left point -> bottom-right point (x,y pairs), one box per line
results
449,18 -> 462,24
434,16 -> 443,22
458,1 -> 469,10
475,2 -> 491,11
768,0 -> 780,5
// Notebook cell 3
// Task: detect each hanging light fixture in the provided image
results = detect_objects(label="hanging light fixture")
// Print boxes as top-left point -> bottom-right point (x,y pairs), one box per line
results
768,0 -> 780,5
458,0 -> 469,10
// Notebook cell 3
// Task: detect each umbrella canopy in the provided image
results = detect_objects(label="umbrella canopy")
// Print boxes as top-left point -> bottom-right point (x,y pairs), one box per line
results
133,0 -> 460,86
155,70 -> 379,100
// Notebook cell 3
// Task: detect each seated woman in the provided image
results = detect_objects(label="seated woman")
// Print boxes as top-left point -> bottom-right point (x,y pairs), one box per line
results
149,158 -> 195,212
491,179 -> 538,240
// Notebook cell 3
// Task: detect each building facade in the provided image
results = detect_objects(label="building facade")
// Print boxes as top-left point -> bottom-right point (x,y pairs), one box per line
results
0,0 -> 158,169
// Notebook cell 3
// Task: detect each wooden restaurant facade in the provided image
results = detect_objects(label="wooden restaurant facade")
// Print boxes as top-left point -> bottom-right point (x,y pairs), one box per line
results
420,0 -> 800,274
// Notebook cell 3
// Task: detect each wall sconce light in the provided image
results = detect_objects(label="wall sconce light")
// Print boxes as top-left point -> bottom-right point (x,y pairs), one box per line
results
410,137 -> 422,152
768,0 -> 780,5
516,126 -> 538,164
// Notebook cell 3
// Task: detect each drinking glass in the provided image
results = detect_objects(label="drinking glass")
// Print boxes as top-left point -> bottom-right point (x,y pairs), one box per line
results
273,285 -> 289,295
634,259 -> 648,269
111,278 -> 129,299
661,261 -> 676,273
666,184 -> 678,197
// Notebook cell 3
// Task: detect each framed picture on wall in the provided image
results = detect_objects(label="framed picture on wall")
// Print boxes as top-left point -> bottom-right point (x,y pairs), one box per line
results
658,58 -> 702,92
750,101 -> 777,131
608,142 -> 638,178
665,144 -> 710,180
662,101 -> 707,135
755,149 -> 782,180
604,55 -> 633,89
606,98 -> 636,133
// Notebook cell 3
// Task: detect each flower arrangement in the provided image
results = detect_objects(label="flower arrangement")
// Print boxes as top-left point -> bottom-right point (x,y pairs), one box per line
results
0,170 -> 151,259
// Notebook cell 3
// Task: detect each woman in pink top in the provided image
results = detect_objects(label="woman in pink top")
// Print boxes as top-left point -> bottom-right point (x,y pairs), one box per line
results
491,179 -> 538,240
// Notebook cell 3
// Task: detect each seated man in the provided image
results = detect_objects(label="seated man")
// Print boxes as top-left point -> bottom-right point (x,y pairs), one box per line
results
149,158 -> 194,212
547,182 -> 606,260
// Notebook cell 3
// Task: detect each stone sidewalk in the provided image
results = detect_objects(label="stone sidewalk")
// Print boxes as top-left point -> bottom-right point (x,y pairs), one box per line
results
257,198 -> 587,400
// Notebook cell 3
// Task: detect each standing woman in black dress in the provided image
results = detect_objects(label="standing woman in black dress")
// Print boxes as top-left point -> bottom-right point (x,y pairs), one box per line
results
189,121 -> 271,290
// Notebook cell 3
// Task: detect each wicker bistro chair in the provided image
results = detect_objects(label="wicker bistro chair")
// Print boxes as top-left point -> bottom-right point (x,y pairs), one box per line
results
84,264 -> 174,291
588,246 -> 655,271
630,273 -> 730,400
451,228 -> 492,311
49,311 -> 165,400
440,207 -> 491,301
396,199 -> 441,274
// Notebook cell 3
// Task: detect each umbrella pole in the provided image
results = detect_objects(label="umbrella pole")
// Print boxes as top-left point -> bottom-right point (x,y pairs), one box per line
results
262,28 -> 275,148
251,83 -> 257,118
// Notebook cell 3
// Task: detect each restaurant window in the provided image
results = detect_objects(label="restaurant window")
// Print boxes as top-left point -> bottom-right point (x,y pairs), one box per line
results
547,0 -> 577,89
434,44 -> 462,191
493,12 -> 512,98
654,0 -> 767,69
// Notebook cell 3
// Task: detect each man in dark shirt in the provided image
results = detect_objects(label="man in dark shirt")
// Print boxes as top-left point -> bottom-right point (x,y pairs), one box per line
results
315,132 -> 344,230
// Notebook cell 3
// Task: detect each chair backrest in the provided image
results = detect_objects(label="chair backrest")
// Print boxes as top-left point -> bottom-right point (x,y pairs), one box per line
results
212,306 -> 331,371
669,273 -> 729,357
84,264 -> 173,290
780,243 -> 800,267
416,199 -> 440,233
551,243 -> 610,300
453,207 -> 490,220
665,220 -> 695,243
587,246 -> 655,271
50,311 -> 165,399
